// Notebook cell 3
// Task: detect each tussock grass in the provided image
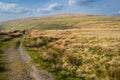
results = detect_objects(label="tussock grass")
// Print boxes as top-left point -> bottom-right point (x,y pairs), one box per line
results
1,14 -> 120,80
23,28 -> 120,80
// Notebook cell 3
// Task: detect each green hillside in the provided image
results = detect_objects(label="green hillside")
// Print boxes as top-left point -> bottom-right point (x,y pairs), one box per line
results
0,14 -> 120,31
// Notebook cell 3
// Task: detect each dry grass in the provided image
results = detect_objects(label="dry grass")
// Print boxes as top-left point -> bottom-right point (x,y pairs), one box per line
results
1,14 -> 120,80
1,14 -> 120,31
23,28 -> 120,80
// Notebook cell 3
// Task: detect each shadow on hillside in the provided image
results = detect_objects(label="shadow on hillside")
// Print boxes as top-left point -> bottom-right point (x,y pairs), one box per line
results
0,62 -> 7,72
0,50 -> 3,54
0,50 -> 7,73
0,67 -> 6,72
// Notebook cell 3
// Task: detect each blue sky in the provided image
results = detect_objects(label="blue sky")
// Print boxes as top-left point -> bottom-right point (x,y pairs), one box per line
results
0,0 -> 120,22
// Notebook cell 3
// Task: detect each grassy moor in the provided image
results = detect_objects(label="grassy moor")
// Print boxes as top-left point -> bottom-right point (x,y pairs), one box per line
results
0,14 -> 120,80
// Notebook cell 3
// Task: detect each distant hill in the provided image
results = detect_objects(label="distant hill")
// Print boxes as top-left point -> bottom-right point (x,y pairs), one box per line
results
0,14 -> 120,31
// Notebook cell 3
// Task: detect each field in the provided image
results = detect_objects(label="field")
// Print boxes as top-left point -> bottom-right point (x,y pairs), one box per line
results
0,14 -> 120,80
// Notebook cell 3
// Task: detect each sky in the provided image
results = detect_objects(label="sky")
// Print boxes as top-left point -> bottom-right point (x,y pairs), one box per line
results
0,0 -> 120,22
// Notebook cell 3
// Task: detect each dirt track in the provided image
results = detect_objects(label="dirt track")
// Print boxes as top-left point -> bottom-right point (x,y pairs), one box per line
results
4,43 -> 53,80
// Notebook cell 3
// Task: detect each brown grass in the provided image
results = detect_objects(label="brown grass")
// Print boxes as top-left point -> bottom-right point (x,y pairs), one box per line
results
23,27 -> 120,80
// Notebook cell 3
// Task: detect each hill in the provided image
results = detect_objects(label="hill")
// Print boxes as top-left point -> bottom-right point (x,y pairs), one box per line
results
0,14 -> 120,80
0,14 -> 120,31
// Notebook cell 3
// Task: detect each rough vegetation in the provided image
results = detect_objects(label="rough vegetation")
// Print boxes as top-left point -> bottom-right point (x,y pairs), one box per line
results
0,30 -> 24,41
0,39 -> 15,80
0,14 -> 120,80
23,29 -> 120,80
0,31 -> 25,80
0,14 -> 120,31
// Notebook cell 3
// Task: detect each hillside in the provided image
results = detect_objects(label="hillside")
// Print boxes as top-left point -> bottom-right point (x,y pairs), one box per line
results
0,14 -> 120,31
0,14 -> 120,80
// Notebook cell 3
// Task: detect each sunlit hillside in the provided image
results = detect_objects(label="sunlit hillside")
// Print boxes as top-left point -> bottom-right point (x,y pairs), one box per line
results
0,14 -> 120,80
0,14 -> 120,31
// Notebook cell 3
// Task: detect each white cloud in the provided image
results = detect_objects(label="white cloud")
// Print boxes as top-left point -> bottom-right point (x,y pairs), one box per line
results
0,2 -> 62,15
0,2 -> 24,13
68,0 -> 78,5
68,0 -> 96,6
0,2 -> 63,21
111,11 -> 120,16
36,3 -> 62,13
117,11 -> 120,14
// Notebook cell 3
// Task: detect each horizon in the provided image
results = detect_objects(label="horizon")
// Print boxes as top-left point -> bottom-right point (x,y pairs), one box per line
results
0,13 -> 119,23
0,0 -> 120,22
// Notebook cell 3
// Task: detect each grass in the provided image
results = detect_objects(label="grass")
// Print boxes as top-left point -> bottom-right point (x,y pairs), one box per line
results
0,14 -> 120,32
23,28 -> 120,80
0,38 -> 21,80
0,40 -> 11,80
0,48 -> 6,80
0,14 -> 120,80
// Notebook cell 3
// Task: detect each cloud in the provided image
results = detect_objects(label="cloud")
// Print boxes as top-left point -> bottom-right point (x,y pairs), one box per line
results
116,11 -> 120,14
68,0 -> 97,6
111,11 -> 120,16
36,3 -> 63,13
0,2 -> 63,15
0,2 -> 24,13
